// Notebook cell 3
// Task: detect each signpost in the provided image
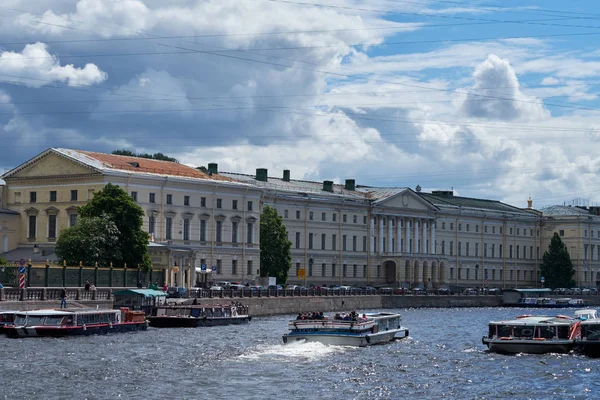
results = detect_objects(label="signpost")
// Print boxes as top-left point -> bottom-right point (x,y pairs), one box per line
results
541,276 -> 545,288
18,260 -> 26,289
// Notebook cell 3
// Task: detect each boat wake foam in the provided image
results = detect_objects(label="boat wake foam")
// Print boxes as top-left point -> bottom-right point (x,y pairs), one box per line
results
238,341 -> 348,362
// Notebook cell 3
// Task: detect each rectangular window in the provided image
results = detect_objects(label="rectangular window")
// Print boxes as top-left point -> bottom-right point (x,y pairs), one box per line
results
343,264 -> 347,277
475,242 -> 479,257
309,262 -> 313,277
70,190 -> 78,201
149,193 -> 156,203
165,217 -> 172,240
492,226 -> 495,234
309,212 -> 313,220
322,212 -> 326,221
450,241 -> 454,256
131,191 -> 137,202
166,194 -> 172,205
466,242 -> 470,256
216,221 -> 222,243
296,210 -> 301,219
476,225 -> 479,233
363,216 -> 367,224
466,224 -> 470,232
69,213 -> 77,228
48,214 -> 56,238
148,215 -> 155,234
247,201 -> 253,211
322,263 -> 326,277
247,223 -> 253,244
499,244 -> 503,257
232,199 -> 237,210
216,198 -> 222,209
321,234 -> 326,250
442,222 -> 446,230
459,224 -> 462,231
332,234 -> 337,251
516,245 -> 520,259
232,260 -> 237,275
295,232 -> 301,249
49,191 -> 57,202
309,233 -> 313,249
530,246 -> 533,260
200,220 -> 207,242
332,263 -> 336,277
353,236 -> 357,251
458,242 -> 462,256
509,245 -> 513,258
491,244 -> 495,258
216,259 -> 222,275
363,236 -> 367,252
30,192 -> 37,203
343,214 -> 347,223
183,219 -> 190,241
333,213 -> 337,222
232,222 -> 238,243
343,235 -> 347,251
441,241 -> 445,255
559,230 -> 565,236
363,265 -> 367,277
353,215 -> 357,223
450,223 -> 454,231
484,243 -> 488,257
499,227 -> 503,234
201,197 -> 206,207
484,225 -> 487,233
510,228 -> 513,235
184,196 -> 190,206
284,210 -> 288,218
247,261 -> 253,275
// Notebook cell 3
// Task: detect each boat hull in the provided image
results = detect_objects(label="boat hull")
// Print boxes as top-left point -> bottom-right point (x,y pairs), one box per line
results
4,322 -> 148,338
148,315 -> 250,328
482,337 -> 574,354
283,327 -> 408,347
577,341 -> 600,357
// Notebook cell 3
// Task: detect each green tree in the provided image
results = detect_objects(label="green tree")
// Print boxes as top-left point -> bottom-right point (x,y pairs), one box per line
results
540,232 -> 576,288
55,216 -> 121,267
111,149 -> 178,163
0,256 -> 16,286
260,205 -> 292,283
78,183 -> 151,270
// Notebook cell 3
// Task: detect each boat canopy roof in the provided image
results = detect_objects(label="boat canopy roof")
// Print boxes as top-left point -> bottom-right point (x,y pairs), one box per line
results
113,289 -> 167,298
14,308 -> 119,317
489,315 -> 577,325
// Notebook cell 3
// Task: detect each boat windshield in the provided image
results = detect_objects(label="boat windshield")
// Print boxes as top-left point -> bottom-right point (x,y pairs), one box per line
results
513,326 -> 535,338
584,325 -> 600,340
43,316 -> 65,326
25,316 -> 46,326
14,315 -> 27,325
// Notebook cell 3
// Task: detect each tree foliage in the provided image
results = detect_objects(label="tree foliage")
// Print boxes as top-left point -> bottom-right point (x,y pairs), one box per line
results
66,183 -> 151,269
260,205 -> 292,283
540,232 -> 576,288
55,216 -> 121,267
112,149 -> 178,163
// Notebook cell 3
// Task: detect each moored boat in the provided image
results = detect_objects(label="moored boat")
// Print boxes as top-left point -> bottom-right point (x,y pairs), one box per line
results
148,303 -> 250,328
282,312 -> 409,347
519,297 -> 587,308
2,308 -> 147,338
0,311 -> 16,330
482,314 -> 581,354
575,309 -> 600,357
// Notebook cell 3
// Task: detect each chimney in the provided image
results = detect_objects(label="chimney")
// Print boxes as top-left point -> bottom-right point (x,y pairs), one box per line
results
527,197 -> 533,209
283,169 -> 290,182
323,180 -> 333,192
344,179 -> 355,191
256,168 -> 268,182
207,163 -> 218,174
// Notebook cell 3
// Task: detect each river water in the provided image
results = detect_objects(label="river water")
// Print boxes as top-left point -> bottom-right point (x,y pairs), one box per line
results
2,307 -> 599,400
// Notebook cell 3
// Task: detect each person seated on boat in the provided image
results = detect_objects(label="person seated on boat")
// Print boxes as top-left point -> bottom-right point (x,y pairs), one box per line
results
362,313 -> 367,320
296,313 -> 304,320
334,313 -> 341,320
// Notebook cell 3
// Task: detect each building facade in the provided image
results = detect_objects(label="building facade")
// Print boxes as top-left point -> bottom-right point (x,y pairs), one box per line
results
2,148 -> 600,290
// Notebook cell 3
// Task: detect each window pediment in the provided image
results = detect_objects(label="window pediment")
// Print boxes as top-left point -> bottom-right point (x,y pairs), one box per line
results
199,213 -> 211,220
24,207 -> 39,216
230,215 -> 242,223
215,214 -> 226,222
66,206 -> 78,214
165,210 -> 177,217
246,216 -> 257,223
147,209 -> 159,217
182,212 -> 194,219
44,206 -> 60,215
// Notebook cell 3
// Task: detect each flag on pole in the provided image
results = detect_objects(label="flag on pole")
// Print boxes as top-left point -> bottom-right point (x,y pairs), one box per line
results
484,270 -> 489,288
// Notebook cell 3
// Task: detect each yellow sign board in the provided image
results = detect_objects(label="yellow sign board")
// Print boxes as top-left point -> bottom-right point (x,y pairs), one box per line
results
297,268 -> 306,278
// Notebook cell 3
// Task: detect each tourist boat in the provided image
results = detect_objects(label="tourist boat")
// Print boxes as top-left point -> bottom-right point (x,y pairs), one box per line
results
282,312 -> 409,347
148,303 -> 251,328
575,309 -> 600,357
482,313 -> 581,354
519,297 -> 587,308
2,308 -> 147,338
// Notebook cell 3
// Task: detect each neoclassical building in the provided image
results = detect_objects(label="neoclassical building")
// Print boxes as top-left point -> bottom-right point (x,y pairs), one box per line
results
2,148 -> 600,290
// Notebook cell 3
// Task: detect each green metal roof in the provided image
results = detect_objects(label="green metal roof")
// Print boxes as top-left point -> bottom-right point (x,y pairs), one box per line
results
112,289 -> 167,298
419,192 -> 529,213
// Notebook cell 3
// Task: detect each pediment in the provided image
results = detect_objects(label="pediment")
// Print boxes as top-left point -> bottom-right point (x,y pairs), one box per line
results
3,151 -> 99,179
230,215 -> 242,223
199,213 -> 211,220
44,206 -> 60,215
374,189 -> 438,212
215,214 -> 227,221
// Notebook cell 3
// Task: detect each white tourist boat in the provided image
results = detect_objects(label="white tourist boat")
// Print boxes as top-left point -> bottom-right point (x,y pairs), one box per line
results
482,313 -> 581,354
575,309 -> 600,357
282,312 -> 409,347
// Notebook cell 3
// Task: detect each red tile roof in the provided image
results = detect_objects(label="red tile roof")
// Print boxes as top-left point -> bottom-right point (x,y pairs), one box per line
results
78,151 -> 233,181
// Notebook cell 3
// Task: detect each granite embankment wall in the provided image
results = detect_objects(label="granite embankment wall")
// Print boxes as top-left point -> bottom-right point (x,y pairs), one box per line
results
0,300 -> 113,311
193,295 -> 504,316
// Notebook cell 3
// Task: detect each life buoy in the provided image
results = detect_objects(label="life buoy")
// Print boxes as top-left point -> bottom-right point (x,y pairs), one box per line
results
517,315 -> 532,319
556,315 -> 571,319
499,337 -> 513,340
231,306 -> 238,317
533,338 -> 546,341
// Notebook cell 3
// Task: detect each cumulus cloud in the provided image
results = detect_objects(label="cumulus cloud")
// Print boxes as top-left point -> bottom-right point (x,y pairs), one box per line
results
0,43 -> 107,87
461,54 -> 548,121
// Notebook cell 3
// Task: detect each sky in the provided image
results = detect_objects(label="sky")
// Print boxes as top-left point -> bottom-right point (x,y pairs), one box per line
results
1,0 -> 600,209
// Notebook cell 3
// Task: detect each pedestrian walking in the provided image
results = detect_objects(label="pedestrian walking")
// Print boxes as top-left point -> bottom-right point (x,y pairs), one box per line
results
60,288 -> 67,309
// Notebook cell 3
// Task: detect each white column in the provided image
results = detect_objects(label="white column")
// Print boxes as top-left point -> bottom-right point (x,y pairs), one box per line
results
415,219 -> 420,254
387,217 -> 393,253
431,221 -> 436,254
396,217 -> 401,253
405,217 -> 410,253
422,219 -> 427,255
378,216 -> 384,254
370,217 -> 375,253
